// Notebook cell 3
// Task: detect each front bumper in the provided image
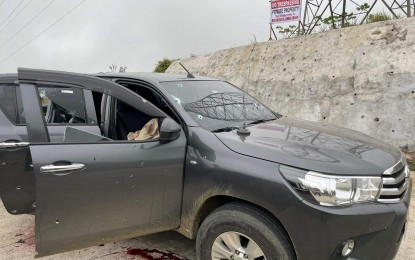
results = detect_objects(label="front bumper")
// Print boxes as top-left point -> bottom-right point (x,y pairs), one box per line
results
277,177 -> 412,260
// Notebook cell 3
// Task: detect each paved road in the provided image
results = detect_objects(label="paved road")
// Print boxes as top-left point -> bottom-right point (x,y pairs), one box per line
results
0,173 -> 413,260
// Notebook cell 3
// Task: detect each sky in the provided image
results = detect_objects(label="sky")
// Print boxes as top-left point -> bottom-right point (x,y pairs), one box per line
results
0,0 -> 272,73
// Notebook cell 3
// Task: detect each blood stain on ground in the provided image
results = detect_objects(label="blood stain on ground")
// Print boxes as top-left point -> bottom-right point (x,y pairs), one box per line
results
126,248 -> 189,260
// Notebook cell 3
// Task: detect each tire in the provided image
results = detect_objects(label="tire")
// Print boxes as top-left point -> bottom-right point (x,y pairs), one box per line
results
196,202 -> 295,260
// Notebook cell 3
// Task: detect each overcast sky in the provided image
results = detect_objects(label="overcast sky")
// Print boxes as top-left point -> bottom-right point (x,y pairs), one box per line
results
0,0 -> 271,73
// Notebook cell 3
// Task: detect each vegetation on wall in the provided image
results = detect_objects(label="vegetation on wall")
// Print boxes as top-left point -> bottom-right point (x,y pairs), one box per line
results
366,12 -> 393,23
154,58 -> 175,73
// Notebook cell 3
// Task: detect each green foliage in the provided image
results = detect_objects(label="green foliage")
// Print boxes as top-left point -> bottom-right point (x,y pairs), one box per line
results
275,25 -> 297,38
315,2 -> 370,29
408,159 -> 415,171
366,12 -> 392,23
154,58 -> 174,73
318,12 -> 357,29
357,3 -> 370,11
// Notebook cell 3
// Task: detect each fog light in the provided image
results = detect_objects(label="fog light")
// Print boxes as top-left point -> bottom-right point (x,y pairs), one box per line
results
341,239 -> 355,257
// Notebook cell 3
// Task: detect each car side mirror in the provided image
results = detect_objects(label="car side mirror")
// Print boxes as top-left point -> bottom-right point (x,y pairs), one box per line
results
159,118 -> 181,144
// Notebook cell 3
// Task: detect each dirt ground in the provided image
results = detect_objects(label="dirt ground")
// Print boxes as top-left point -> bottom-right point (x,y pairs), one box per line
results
0,173 -> 413,260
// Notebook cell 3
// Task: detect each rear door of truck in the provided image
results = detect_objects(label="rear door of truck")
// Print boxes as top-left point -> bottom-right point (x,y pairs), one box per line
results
0,74 -> 34,215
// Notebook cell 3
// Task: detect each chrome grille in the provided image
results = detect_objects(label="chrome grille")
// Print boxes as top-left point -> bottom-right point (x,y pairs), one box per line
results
378,157 -> 410,203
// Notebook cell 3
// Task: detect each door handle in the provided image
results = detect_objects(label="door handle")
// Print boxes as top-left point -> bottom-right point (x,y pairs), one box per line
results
40,163 -> 86,176
0,142 -> 29,149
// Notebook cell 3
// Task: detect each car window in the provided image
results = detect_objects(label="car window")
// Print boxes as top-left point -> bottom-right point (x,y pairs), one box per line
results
37,86 -> 87,124
46,93 -> 160,144
63,126 -> 112,143
0,84 -> 17,123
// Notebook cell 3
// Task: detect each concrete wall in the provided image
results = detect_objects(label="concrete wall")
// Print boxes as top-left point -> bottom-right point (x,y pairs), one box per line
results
167,17 -> 415,150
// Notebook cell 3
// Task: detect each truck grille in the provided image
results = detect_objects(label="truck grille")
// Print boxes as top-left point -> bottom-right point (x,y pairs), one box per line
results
378,157 -> 410,203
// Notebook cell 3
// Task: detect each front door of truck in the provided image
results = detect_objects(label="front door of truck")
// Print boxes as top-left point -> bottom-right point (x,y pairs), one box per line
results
18,68 -> 186,257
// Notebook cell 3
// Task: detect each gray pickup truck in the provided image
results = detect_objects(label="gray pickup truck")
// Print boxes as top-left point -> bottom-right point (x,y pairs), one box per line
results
0,68 -> 412,260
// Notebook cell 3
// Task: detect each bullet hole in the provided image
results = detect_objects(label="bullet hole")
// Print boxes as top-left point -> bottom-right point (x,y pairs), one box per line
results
392,130 -> 395,132
140,162 -> 144,167
131,184 -> 136,188
130,174 -> 133,178
323,117 -> 326,120
124,217 -> 127,221
354,93 -> 357,96
340,34 -> 342,37
55,219 -> 60,224
350,103 -> 354,105
99,244 -> 105,247
332,76 -> 335,78
283,68 -> 286,71
115,181 -> 119,184
291,78 -> 295,81
93,157 -> 96,161
32,202 -> 36,208
374,117 -> 380,122
287,94 -> 290,97
390,71 -> 394,74
411,90 -> 414,94
399,118 -> 401,121
361,115 -> 365,118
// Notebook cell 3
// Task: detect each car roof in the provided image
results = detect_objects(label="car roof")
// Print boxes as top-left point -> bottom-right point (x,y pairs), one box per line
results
1,72 -> 219,83
95,72 -> 219,82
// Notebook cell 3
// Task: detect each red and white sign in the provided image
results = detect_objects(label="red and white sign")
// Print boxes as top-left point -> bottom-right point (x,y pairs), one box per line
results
270,0 -> 301,24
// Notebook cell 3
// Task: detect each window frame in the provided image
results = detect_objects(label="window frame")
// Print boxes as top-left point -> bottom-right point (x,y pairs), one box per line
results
29,82 -> 165,145
113,79 -> 187,134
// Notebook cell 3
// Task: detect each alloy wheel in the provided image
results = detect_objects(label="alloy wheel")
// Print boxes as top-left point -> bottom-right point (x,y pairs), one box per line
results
211,231 -> 267,260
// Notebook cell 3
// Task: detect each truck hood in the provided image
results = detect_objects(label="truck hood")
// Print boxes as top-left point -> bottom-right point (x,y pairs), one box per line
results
214,117 -> 402,176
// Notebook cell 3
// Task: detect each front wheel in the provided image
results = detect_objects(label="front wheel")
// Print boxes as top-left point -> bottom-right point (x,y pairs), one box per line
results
196,203 -> 295,260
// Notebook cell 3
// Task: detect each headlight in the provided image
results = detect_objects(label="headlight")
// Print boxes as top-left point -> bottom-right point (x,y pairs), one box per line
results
280,166 -> 381,206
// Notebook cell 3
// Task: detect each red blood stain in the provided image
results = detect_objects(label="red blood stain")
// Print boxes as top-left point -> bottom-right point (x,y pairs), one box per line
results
15,229 -> 35,247
126,248 -> 189,260
25,236 -> 35,246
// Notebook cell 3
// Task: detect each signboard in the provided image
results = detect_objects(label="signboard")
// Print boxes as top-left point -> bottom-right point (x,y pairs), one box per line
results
270,0 -> 301,24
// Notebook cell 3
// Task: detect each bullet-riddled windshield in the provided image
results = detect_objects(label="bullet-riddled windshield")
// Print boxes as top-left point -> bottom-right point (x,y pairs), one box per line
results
161,81 -> 277,131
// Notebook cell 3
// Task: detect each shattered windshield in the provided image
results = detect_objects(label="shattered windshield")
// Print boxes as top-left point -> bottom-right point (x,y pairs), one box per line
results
161,81 -> 277,131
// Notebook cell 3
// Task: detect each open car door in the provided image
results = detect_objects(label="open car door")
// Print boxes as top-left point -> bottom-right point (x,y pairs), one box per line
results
18,68 -> 187,257
0,74 -> 35,215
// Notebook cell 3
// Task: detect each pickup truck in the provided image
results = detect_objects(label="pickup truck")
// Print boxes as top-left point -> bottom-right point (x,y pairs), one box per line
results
0,68 -> 412,260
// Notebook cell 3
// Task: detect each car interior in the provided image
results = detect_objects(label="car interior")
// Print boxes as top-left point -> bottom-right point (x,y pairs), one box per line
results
91,81 -> 180,142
